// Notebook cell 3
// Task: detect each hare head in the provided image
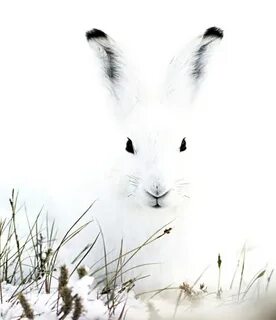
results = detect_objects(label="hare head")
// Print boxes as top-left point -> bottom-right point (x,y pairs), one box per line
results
86,27 -> 223,211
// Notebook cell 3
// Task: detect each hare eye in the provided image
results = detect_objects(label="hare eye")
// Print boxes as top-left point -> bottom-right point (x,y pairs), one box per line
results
180,138 -> 186,152
126,138 -> 135,154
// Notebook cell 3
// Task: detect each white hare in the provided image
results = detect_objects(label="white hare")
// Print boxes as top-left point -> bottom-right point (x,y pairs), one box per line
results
83,27 -> 276,320
85,27 -> 224,293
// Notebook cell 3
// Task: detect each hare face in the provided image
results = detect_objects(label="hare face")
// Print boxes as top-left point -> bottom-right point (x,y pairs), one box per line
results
121,106 -> 190,210
86,27 -> 223,210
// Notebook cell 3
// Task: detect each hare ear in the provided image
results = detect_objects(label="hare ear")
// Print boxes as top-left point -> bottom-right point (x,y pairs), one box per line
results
86,29 -> 139,117
164,27 -> 223,105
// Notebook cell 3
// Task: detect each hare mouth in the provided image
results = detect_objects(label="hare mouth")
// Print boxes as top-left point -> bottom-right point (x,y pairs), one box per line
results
153,203 -> 161,209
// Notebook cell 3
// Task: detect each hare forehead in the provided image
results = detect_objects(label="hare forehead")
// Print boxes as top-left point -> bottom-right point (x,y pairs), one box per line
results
126,105 -> 189,143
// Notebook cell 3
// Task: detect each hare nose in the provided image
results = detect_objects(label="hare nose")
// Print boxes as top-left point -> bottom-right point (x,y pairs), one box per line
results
146,187 -> 170,200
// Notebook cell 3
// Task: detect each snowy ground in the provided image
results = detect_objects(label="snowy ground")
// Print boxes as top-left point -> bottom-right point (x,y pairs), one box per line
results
0,274 -> 150,320
1,276 -> 108,320
1,276 -> 276,320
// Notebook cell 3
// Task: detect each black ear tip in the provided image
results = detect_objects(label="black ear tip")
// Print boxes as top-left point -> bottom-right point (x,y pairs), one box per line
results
203,27 -> 223,39
86,28 -> 107,41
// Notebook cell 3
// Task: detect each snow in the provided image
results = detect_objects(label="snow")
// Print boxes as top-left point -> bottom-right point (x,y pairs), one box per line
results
1,273 -> 275,320
0,275 -> 150,320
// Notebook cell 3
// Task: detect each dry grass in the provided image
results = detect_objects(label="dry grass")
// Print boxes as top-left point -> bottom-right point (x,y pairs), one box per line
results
0,190 -> 275,320
0,190 -> 174,319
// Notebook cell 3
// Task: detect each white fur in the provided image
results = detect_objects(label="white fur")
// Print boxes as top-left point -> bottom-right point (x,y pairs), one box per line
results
85,28 -> 275,319
85,29 -> 222,291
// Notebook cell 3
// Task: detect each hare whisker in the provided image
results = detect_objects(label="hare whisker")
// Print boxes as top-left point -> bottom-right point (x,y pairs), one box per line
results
127,175 -> 140,181
129,180 -> 139,185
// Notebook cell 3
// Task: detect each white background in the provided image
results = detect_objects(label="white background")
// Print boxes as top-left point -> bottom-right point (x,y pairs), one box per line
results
0,0 -> 276,282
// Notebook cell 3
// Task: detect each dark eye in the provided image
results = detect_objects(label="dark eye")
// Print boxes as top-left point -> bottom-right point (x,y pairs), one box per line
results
180,138 -> 186,152
126,137 -> 135,154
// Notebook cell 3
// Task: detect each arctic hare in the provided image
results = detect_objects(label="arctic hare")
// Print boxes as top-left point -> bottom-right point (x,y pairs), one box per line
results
86,27 -> 223,293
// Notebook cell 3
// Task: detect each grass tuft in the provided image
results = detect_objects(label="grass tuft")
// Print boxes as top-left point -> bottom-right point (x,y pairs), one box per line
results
59,286 -> 74,319
58,265 -> 69,291
18,292 -> 34,319
72,296 -> 84,320
77,266 -> 88,279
